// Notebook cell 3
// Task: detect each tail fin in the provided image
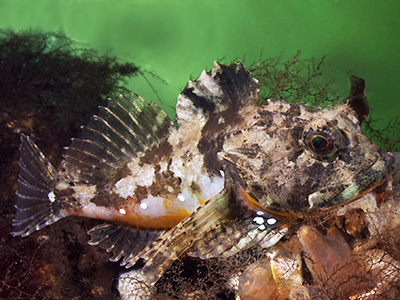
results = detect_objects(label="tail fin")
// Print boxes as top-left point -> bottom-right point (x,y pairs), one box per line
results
11,135 -> 65,237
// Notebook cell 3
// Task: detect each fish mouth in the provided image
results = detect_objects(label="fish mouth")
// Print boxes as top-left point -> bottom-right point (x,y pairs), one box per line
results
308,152 -> 395,212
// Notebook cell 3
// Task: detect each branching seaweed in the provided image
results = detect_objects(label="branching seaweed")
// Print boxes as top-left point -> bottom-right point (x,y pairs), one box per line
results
247,51 -> 340,108
156,248 -> 265,299
248,51 -> 400,152
363,117 -> 400,152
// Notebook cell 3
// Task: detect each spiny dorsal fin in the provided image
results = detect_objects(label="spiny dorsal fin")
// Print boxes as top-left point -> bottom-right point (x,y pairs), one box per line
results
174,62 -> 260,174
63,94 -> 174,184
175,62 -> 259,129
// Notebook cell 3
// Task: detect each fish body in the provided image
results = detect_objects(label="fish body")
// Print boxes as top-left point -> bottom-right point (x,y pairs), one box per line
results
12,62 -> 395,285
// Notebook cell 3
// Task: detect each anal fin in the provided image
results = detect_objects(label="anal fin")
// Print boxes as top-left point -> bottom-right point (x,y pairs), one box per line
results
87,223 -> 162,268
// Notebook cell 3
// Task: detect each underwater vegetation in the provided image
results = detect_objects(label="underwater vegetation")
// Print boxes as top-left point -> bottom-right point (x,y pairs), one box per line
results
0,30 -> 140,299
248,51 -> 400,153
0,29 -> 140,134
1,30 -> 400,300
248,51 -> 339,108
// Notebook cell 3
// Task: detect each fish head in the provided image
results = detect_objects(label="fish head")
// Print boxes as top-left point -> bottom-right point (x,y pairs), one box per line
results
220,98 -> 394,215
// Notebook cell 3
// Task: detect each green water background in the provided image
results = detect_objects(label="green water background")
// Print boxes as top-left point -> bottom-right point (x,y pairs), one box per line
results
1,0 -> 399,128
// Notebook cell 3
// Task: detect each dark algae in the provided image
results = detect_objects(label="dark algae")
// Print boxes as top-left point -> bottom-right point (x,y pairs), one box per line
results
0,30 -> 140,300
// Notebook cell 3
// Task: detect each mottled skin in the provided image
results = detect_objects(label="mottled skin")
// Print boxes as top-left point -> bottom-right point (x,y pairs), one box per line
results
220,99 -> 392,214
12,62 -> 395,293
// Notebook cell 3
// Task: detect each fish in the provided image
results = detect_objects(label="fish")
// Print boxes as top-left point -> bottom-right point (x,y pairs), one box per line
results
11,62 -> 395,289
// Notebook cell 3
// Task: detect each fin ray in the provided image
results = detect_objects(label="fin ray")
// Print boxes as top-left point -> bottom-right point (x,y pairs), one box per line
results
99,106 -> 145,153
66,147 -> 118,170
108,98 -> 148,144
140,179 -> 291,285
19,158 -> 52,190
19,137 -> 57,184
12,135 -> 65,237
15,192 -> 49,202
69,138 -> 122,165
88,223 -> 161,268
18,176 -> 49,195
82,128 -> 129,157
64,94 -> 173,184
91,115 -> 138,156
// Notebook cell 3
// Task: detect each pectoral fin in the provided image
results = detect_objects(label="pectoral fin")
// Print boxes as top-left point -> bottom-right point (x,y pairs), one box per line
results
139,180 -> 292,285
188,185 -> 291,259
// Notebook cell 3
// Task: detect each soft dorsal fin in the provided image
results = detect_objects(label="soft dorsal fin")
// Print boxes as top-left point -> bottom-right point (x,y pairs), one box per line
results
63,94 -> 174,184
175,61 -> 260,129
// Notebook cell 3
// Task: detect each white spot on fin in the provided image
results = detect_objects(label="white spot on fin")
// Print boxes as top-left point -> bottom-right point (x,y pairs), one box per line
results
48,191 -> 56,203
258,224 -> 266,231
253,216 -> 265,225
140,202 -> 148,210
119,208 -> 126,215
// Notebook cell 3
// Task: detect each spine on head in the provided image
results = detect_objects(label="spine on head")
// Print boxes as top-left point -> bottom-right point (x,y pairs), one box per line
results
11,135 -> 65,237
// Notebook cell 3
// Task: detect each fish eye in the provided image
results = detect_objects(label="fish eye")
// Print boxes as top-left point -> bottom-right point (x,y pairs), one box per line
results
305,131 -> 337,158
310,134 -> 329,151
